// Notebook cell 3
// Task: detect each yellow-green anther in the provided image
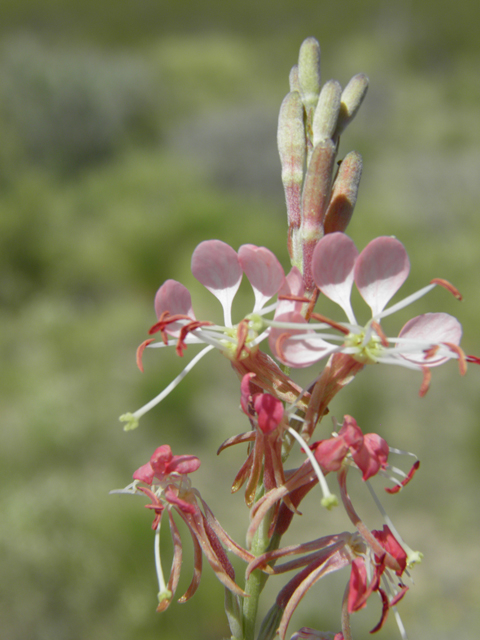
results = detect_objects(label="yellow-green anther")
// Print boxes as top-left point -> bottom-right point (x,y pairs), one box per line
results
335,73 -> 369,137
289,64 -> 300,92
313,79 -> 343,146
324,151 -> 362,234
297,37 -> 321,115
278,90 -> 306,265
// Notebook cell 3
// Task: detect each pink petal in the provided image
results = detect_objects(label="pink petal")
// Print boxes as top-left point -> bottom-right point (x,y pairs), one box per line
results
191,240 -> 242,326
150,445 -> 173,479
398,312 -> 462,366
269,312 -> 334,368
372,526 -> 407,575
154,279 -> 196,336
132,462 -> 155,484
275,267 -> 305,317
168,454 -> 201,475
312,233 -> 358,321
354,237 -> 410,317
313,437 -> 349,472
253,393 -> 284,434
351,433 -> 389,481
238,244 -> 285,312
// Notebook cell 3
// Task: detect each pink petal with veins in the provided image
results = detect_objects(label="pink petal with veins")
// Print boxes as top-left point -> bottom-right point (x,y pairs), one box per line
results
398,312 -> 462,366
354,237 -> 410,317
191,240 -> 242,324
154,279 -> 196,336
269,312 -> 334,367
154,280 -> 195,319
238,244 -> 285,311
312,233 -> 358,320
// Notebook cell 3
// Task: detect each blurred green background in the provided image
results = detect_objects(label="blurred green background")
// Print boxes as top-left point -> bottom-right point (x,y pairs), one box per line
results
1,1 -> 480,639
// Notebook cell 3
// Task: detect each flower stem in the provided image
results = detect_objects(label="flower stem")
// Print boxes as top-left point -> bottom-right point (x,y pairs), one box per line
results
242,495 -> 274,640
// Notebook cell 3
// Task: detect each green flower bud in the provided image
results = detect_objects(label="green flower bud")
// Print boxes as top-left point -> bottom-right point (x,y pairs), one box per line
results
313,79 -> 342,145
335,73 -> 369,136
298,37 -> 321,114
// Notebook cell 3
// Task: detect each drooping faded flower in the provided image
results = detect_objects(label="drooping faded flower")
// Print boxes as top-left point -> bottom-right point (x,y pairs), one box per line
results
111,445 -> 253,611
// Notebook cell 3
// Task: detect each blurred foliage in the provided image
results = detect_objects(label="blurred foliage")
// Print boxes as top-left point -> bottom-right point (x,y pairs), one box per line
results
1,2 -> 480,640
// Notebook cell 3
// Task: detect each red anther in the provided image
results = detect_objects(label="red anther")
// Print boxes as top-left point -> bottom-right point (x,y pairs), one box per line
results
371,321 -> 389,347
136,338 -> 155,372
418,366 -> 431,397
176,320 -> 213,357
430,278 -> 463,301
310,312 -> 350,335
443,341 -> 467,375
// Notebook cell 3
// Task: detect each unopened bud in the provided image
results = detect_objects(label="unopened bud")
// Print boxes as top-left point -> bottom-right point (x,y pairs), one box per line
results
278,91 -> 306,263
298,37 -> 321,114
300,139 -> 336,290
324,151 -> 362,234
289,64 -> 300,92
313,79 -> 342,145
335,73 -> 369,137
301,139 -> 336,233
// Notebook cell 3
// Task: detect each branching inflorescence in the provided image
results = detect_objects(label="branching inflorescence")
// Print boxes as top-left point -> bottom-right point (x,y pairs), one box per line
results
113,37 -> 478,640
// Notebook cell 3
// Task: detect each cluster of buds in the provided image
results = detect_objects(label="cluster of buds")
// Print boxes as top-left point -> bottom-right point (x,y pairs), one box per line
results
114,37 -> 477,640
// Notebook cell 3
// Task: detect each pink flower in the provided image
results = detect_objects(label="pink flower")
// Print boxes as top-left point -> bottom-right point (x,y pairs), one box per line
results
120,240 -> 287,429
313,415 -> 389,481
112,445 -> 253,612
347,526 -> 409,632
269,233 -> 468,394
246,524 -> 408,639
132,444 -> 201,485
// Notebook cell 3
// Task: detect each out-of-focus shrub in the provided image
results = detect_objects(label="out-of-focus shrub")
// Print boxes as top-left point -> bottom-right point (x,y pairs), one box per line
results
0,34 -> 160,174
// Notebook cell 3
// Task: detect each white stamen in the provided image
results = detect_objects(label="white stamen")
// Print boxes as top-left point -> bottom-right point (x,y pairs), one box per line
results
287,426 -> 338,509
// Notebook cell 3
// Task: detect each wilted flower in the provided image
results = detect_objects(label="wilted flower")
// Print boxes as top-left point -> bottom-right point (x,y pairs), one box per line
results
111,445 -> 252,611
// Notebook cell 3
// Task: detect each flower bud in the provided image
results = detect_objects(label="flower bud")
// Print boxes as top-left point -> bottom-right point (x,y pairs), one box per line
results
313,79 -> 342,145
335,73 -> 369,137
289,64 -> 300,92
324,151 -> 363,234
298,37 -> 321,114
278,90 -> 306,264
300,139 -> 336,290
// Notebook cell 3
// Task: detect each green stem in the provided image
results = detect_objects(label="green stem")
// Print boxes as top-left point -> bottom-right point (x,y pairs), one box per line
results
242,500 -> 273,640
